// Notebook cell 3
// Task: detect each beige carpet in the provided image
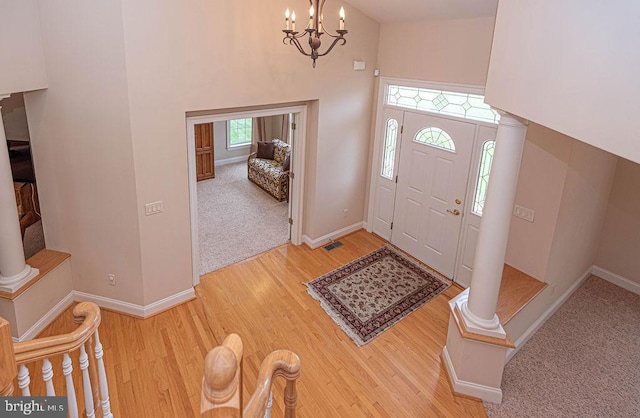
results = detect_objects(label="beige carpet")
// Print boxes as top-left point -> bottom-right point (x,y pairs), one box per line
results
485,275 -> 640,417
23,219 -> 45,259
197,161 -> 289,275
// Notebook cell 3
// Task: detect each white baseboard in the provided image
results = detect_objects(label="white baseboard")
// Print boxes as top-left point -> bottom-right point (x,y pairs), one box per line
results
215,155 -> 248,166
591,266 -> 640,296
13,291 -> 75,342
74,288 -> 196,318
442,346 -> 503,403
302,222 -> 365,249
506,265 -> 592,362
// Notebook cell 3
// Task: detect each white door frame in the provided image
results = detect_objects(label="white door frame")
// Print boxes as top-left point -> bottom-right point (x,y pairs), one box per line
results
367,77 -> 497,282
368,77 -> 487,234
186,105 -> 307,286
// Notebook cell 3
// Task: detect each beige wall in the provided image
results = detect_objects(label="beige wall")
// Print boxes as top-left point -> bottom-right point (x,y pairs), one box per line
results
505,140 -> 618,341
1,93 -> 30,141
377,17 -> 495,85
184,0 -> 380,239
486,0 -> 640,164
0,0 -> 47,95
120,0 -> 193,305
17,0 -> 379,306
596,158 -> 640,285
505,124 -> 572,279
25,0 -> 144,304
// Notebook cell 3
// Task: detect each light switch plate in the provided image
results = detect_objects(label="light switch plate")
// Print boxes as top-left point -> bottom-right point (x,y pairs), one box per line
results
145,201 -> 163,216
514,204 -> 535,222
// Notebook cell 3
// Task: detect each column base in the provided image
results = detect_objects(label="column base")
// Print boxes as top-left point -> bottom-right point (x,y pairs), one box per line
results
455,289 -> 506,338
442,345 -> 504,404
443,293 -> 514,404
0,265 -> 40,294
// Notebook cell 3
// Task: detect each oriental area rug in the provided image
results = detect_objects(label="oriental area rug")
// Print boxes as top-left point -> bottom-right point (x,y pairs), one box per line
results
306,245 -> 450,346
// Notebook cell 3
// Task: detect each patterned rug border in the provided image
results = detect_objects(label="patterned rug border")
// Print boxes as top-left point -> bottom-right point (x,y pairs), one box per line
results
306,245 -> 451,346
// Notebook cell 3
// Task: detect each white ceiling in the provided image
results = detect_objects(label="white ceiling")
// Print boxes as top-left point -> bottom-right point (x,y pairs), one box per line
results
344,0 -> 498,23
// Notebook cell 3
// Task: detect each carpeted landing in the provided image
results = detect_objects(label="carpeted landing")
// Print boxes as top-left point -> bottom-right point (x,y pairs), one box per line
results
485,275 -> 640,417
197,161 -> 289,275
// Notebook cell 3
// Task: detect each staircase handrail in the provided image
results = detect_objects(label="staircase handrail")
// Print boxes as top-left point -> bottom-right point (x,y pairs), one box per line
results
13,302 -> 100,364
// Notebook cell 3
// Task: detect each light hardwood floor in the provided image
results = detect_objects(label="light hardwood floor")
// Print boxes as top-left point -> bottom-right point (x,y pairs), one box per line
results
197,231 -> 487,417
25,230 -> 492,417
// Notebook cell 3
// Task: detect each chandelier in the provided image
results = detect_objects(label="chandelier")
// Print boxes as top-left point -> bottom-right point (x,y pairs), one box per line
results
282,0 -> 348,68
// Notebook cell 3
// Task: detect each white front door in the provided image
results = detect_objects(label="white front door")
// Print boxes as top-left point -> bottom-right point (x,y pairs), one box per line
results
371,107 -> 404,240
391,111 -> 475,278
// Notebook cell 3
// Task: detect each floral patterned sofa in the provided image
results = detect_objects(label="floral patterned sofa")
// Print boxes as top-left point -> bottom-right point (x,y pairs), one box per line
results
247,139 -> 291,201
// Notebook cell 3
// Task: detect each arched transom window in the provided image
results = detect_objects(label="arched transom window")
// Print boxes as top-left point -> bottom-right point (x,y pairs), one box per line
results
414,127 -> 456,152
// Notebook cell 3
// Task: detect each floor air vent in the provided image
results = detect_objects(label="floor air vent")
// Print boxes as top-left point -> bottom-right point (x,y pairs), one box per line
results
323,241 -> 343,251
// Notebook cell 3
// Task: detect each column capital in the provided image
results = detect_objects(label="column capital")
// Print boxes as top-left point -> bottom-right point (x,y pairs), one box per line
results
496,111 -> 528,128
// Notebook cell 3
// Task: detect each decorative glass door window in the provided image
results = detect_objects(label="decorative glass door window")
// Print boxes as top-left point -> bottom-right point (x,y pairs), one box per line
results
414,127 -> 456,152
472,140 -> 496,216
386,85 -> 500,124
381,118 -> 399,179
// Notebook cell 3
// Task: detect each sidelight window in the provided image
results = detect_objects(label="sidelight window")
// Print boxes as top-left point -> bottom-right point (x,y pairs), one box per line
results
381,118 -> 399,179
472,140 -> 496,216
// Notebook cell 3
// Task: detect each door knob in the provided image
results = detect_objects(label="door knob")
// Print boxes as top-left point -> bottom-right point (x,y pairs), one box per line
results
447,209 -> 460,216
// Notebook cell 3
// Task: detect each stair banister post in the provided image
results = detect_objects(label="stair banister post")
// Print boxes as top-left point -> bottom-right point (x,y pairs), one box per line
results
0,317 -> 17,395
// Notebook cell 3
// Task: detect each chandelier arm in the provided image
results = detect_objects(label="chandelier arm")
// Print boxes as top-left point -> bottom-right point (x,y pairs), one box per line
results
294,30 -> 312,40
285,36 -> 312,57
316,37 -> 346,57
322,30 -> 343,39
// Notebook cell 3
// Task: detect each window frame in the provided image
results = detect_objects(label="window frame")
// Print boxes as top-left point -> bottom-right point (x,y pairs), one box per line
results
226,118 -> 253,149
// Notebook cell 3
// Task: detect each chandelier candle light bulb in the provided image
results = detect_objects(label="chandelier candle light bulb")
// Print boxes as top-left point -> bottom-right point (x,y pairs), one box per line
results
339,7 -> 345,30
291,11 -> 296,31
285,8 -> 290,30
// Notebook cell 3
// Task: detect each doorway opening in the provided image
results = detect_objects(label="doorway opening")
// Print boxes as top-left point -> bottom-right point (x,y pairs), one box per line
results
186,105 -> 307,286
1,93 -> 45,259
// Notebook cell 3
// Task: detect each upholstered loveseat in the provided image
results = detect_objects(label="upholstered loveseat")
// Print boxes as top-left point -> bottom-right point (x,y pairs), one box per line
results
247,139 -> 291,201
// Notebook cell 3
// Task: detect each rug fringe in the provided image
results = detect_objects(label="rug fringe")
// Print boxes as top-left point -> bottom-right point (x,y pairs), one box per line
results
306,285 -> 367,347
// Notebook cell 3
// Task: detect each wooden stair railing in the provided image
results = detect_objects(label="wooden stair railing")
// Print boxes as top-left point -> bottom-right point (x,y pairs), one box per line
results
201,334 -> 301,418
0,302 -> 113,418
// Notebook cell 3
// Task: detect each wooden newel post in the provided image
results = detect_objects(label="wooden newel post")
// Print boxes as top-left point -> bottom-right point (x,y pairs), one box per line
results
201,334 -> 244,418
0,317 -> 17,396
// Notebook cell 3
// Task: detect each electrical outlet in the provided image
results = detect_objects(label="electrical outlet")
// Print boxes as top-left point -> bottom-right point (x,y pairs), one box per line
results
108,274 -> 116,286
343,209 -> 349,218
514,205 -> 535,223
145,201 -> 163,216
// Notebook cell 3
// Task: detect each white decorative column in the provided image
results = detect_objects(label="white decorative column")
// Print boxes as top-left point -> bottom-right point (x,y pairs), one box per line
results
0,99 -> 39,293
442,112 -> 527,403
458,112 -> 527,337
